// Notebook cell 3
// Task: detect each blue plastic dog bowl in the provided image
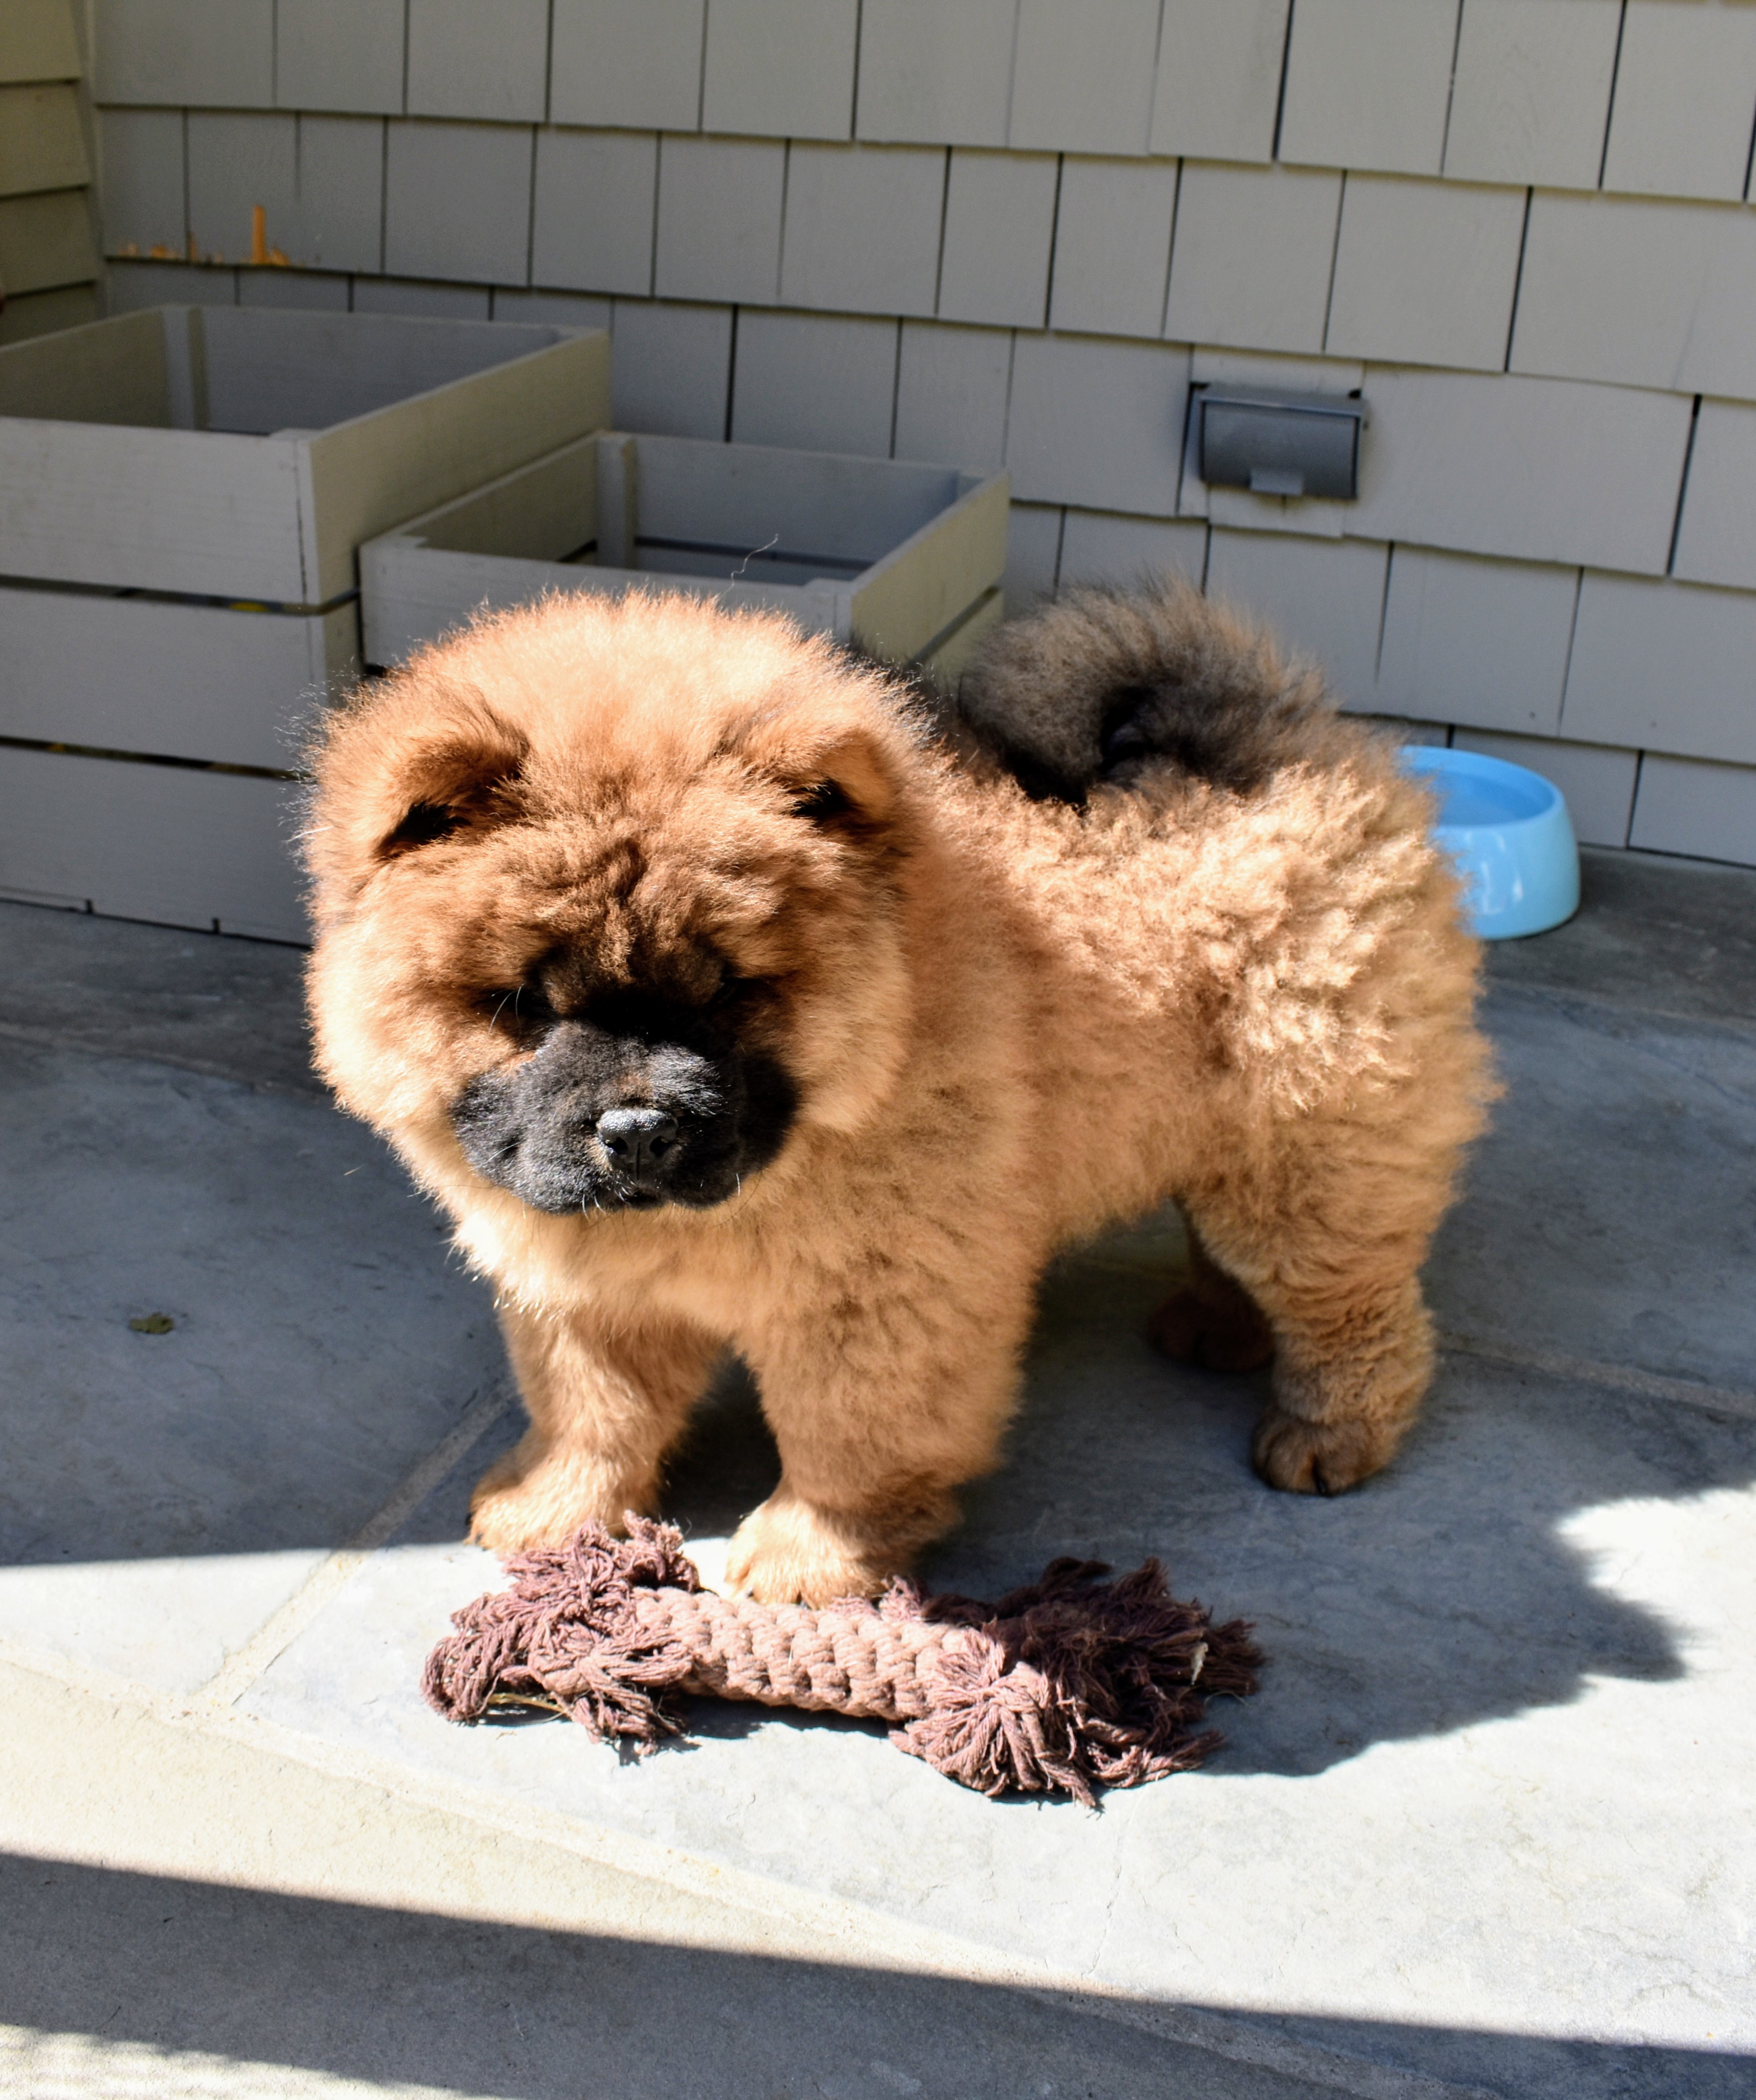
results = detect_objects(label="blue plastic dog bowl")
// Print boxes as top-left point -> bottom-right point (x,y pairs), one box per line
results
1400,746 -> 1580,940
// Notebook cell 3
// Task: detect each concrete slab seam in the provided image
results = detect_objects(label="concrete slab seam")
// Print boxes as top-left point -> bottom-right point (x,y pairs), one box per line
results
1435,1330 -> 1756,1424
192,1383 -> 512,1714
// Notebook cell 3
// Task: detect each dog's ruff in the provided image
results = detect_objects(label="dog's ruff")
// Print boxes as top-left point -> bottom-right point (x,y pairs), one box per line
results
304,581 -> 1492,1604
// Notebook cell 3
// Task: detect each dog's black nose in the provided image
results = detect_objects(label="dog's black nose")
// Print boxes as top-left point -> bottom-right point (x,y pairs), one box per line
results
595,1107 -> 679,1179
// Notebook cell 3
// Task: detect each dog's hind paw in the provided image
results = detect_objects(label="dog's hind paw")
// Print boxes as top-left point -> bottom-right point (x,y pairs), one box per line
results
1149,1285 -> 1274,1374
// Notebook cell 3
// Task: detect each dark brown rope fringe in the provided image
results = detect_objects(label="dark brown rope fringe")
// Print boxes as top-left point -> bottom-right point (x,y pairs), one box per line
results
424,1519 -> 1261,1807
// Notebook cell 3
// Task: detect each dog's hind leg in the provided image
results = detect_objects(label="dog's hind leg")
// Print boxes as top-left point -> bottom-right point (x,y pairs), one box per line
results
468,1300 -> 721,1553
1148,1211 -> 1275,1373
1181,1170 -> 1443,1498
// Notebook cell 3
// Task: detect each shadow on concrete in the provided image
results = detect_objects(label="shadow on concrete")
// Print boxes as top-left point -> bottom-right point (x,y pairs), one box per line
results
1,1855 -> 1746,2100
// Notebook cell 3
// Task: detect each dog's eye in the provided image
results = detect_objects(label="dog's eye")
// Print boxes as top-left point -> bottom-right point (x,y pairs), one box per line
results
792,779 -> 850,821
480,984 -> 558,1033
384,801 -> 464,856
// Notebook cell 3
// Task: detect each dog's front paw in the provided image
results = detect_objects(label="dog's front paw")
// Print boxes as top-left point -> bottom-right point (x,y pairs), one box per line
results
723,1493 -> 896,1604
1149,1285 -> 1274,1373
467,1435 -> 652,1553
1250,1408 -> 1399,1496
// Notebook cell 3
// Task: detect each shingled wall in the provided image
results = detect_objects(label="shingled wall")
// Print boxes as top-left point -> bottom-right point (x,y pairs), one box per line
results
87,0 -> 1756,865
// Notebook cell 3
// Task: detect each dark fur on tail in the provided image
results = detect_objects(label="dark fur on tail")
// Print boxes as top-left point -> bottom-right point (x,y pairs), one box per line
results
955,578 -> 1332,804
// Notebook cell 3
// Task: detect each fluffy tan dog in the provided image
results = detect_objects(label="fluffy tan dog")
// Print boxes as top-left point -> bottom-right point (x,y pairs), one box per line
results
304,581 -> 1491,1604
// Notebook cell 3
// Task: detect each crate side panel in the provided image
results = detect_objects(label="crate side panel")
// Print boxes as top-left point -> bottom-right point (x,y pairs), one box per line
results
0,746 -> 306,939
0,587 -> 334,768
397,434 -> 599,560
848,473 -> 1009,659
634,435 -> 960,562
303,331 -> 611,600
855,0 -> 1014,148
550,0 -> 704,130
1150,0 -> 1289,163
0,424 -> 306,597
0,307 -> 169,424
360,542 -> 581,664
200,307 -> 566,435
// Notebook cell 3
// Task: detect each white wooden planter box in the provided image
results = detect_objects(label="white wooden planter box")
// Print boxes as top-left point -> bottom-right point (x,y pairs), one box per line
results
0,305 -> 611,605
361,432 -> 1010,685
0,744 -> 305,944
0,304 -> 608,937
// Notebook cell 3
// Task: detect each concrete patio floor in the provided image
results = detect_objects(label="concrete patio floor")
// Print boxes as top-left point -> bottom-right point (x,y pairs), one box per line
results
1,847 -> 1752,2099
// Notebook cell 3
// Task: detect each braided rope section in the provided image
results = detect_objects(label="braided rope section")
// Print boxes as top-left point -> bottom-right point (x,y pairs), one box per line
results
423,1519 -> 1261,1805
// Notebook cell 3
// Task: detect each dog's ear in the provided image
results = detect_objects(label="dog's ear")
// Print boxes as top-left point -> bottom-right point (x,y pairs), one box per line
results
747,716 -> 905,844
375,722 -> 528,862
306,682 -> 528,897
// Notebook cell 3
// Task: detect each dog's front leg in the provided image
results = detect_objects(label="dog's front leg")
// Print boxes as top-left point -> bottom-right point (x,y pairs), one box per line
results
468,1300 -> 720,1553
725,1293 -> 1031,1604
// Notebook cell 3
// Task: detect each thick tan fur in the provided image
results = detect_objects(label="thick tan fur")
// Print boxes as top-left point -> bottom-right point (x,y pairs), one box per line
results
304,583 -> 1492,1604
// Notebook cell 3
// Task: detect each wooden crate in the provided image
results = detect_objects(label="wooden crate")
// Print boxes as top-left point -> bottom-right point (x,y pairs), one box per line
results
361,432 -> 1010,685
0,744 -> 306,944
0,305 -> 612,605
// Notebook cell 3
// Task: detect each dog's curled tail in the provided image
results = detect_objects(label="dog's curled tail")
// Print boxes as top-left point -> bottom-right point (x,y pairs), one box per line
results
955,576 -> 1334,804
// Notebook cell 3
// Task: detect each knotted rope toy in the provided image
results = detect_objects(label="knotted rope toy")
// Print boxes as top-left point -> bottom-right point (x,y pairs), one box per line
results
424,1519 -> 1261,1805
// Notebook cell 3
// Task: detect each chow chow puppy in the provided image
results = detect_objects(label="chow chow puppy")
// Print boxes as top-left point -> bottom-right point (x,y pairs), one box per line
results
304,580 -> 1490,1604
